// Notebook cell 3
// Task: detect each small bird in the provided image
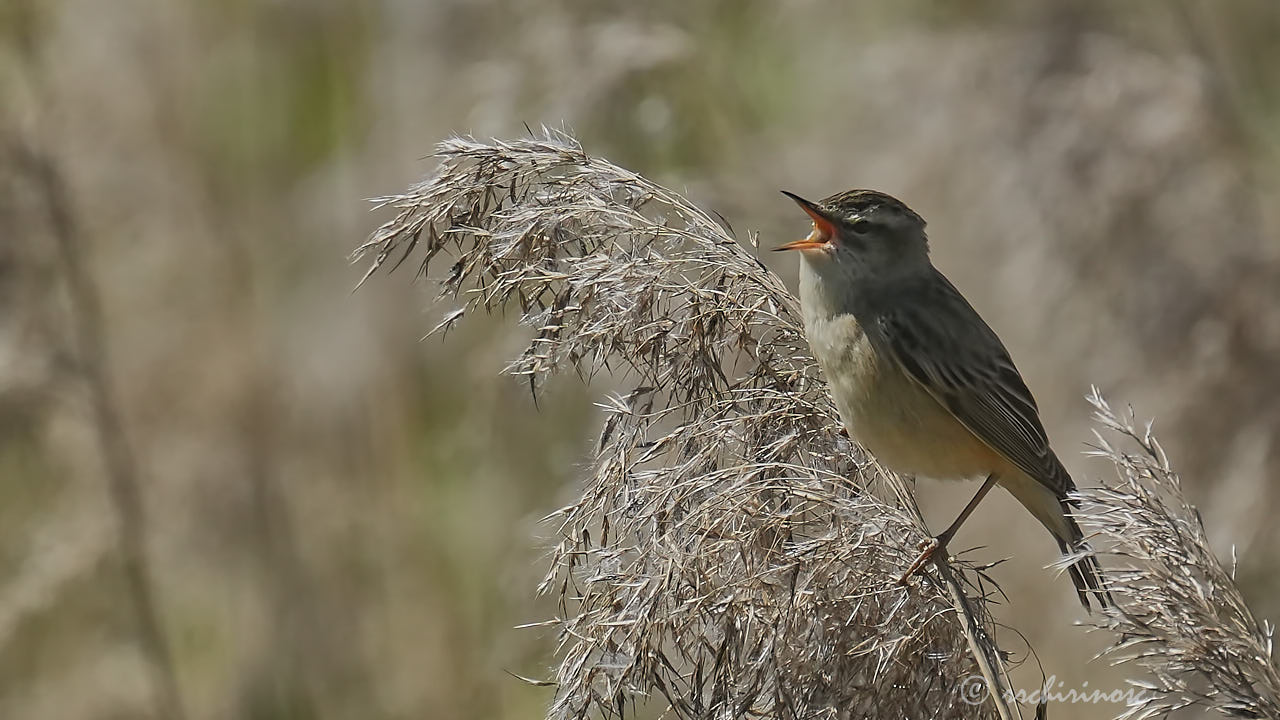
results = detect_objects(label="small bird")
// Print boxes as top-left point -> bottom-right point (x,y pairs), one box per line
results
775,188 -> 1109,610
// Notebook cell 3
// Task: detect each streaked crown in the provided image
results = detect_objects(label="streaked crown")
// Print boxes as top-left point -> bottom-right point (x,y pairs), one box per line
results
817,189 -> 926,230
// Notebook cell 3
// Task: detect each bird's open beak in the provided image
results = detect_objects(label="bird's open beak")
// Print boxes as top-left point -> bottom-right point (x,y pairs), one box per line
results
775,191 -> 836,251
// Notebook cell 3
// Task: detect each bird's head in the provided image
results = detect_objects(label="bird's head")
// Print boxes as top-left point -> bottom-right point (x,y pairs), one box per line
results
774,189 -> 930,284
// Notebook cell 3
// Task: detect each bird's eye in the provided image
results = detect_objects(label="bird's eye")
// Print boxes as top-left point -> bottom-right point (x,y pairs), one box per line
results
851,219 -> 873,234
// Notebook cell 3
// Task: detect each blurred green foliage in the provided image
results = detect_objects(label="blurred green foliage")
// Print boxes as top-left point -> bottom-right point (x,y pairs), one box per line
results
191,1 -> 370,194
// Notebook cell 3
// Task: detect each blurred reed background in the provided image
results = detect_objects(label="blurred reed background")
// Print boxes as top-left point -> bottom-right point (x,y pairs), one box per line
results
1,1 -> 1277,718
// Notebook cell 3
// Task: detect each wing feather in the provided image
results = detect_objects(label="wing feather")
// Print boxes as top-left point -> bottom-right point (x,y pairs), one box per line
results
875,271 -> 1071,496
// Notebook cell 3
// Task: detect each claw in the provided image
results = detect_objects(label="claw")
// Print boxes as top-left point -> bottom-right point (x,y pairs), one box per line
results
897,536 -> 942,585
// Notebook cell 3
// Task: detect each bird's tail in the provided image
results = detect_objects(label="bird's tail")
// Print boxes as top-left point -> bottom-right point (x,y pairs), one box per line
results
1052,500 -> 1112,612
1005,473 -> 1112,611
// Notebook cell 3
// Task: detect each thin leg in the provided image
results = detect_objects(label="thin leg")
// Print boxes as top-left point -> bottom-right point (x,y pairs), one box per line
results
935,472 -> 1000,547
897,473 -> 1000,585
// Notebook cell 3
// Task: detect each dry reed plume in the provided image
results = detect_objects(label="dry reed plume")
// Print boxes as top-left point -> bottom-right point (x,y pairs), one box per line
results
355,133 -> 1278,720
1079,390 -> 1280,720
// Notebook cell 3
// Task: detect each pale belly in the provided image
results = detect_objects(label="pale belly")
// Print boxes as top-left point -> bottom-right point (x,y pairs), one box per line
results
808,314 -> 1001,481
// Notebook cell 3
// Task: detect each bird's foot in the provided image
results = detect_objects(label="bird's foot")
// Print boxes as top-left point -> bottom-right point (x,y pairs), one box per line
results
896,536 -> 944,585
